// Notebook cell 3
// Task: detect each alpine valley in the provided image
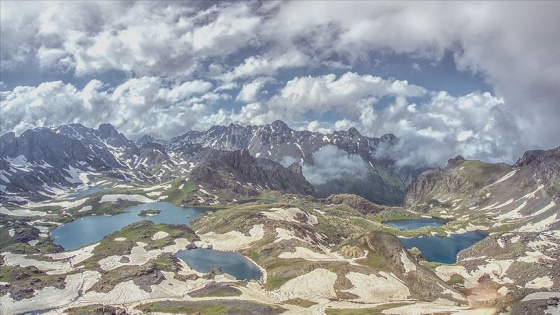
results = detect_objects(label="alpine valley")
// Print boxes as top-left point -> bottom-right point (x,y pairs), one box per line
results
0,121 -> 559,315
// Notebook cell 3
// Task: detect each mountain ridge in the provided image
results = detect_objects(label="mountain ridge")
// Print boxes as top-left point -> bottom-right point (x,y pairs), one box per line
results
1,121 -> 410,205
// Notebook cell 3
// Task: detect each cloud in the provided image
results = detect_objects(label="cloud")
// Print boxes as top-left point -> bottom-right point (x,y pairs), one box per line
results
236,77 -> 272,103
1,1 -> 559,166
370,91 -> 522,167
268,72 -> 426,123
262,1 -> 560,157
302,145 -> 369,185
1,1 -> 261,77
0,78 -> 228,139
219,51 -> 310,82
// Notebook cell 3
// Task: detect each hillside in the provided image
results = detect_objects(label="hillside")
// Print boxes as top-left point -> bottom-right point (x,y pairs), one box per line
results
404,148 -> 560,312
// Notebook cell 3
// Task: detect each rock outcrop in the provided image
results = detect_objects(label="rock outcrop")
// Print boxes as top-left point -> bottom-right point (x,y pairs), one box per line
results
324,194 -> 387,214
189,149 -> 316,197
515,146 -> 560,203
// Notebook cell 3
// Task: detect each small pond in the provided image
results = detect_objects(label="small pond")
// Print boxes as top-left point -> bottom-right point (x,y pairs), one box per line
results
176,248 -> 262,281
51,202 -> 205,251
399,231 -> 487,264
384,217 -> 446,230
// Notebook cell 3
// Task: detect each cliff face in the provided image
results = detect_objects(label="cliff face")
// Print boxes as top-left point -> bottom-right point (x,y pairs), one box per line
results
406,148 -> 560,210
406,170 -> 477,205
404,147 -> 559,231
404,156 -> 476,208
189,149 -> 316,197
515,147 -> 560,203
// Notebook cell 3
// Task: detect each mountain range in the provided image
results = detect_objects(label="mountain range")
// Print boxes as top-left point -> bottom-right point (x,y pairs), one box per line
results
0,121 -> 414,205
1,121 -> 559,314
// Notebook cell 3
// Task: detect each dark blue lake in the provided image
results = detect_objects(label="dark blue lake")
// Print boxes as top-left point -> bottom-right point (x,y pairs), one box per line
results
399,231 -> 487,264
51,202 -> 205,251
176,248 -> 262,281
384,217 -> 446,230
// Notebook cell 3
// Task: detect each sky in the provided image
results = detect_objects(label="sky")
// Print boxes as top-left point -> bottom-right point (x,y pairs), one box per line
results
1,1 -> 559,167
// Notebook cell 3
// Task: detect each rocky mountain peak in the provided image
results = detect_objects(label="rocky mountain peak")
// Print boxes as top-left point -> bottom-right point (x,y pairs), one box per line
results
446,155 -> 466,168
98,123 -> 119,139
136,134 -> 156,146
347,127 -> 361,137
288,162 -> 303,175
380,133 -> 397,143
514,149 -> 546,167
189,149 -> 315,197
0,131 -> 16,152
270,120 -> 290,131
98,123 -> 136,149
218,149 -> 256,175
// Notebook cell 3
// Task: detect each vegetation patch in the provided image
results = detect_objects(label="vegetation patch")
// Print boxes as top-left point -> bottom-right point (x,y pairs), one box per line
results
457,161 -> 511,188
79,221 -> 198,269
138,209 -> 161,217
324,302 -> 411,315
64,304 -> 127,315
163,179 -> 197,205
449,274 -> 465,285
283,298 -> 317,308
192,204 -> 269,235
89,255 -> 178,293
188,282 -> 242,297
136,299 -> 286,315
0,265 -> 69,300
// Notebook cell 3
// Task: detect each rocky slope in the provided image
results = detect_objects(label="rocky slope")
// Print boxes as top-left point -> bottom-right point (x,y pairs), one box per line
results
514,147 -> 560,203
0,128 -> 111,202
405,147 -> 559,232
189,149 -> 315,197
405,147 -> 560,313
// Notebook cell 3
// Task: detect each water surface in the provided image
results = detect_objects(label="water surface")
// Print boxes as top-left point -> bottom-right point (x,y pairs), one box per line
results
176,248 -> 262,281
399,231 -> 487,264
51,202 -> 205,250
50,198 -> 263,281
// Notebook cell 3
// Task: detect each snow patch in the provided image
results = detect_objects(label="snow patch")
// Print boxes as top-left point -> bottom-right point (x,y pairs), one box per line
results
525,276 -> 554,289
485,170 -> 517,188
343,272 -> 411,303
99,194 -> 153,203
151,231 -> 169,241
196,224 -> 264,251
401,250 -> 417,275
78,205 -> 93,212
